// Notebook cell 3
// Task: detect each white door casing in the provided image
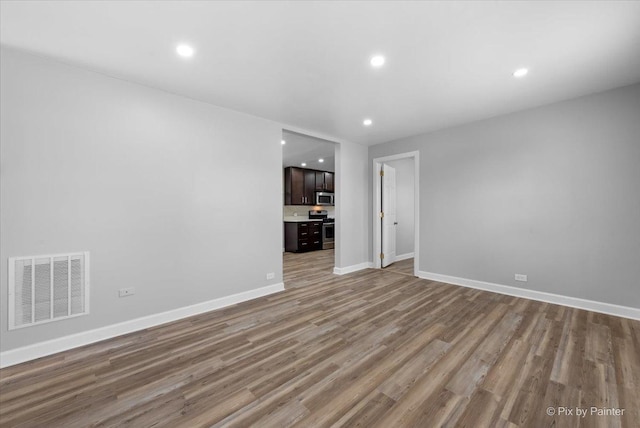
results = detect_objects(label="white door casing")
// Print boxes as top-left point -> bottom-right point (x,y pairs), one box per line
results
381,163 -> 397,267
372,151 -> 419,274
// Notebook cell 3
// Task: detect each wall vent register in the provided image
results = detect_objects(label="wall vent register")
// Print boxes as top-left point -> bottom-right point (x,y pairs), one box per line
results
8,252 -> 89,330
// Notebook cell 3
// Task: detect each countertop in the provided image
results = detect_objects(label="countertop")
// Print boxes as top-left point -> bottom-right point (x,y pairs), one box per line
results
284,217 -> 335,223
284,217 -> 319,223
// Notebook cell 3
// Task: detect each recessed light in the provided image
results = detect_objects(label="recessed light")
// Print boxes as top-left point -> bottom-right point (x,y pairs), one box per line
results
318,158 -> 324,163
281,140 -> 286,145
370,55 -> 385,68
301,162 -> 307,167
513,68 -> 528,78
176,44 -> 195,58
363,118 -> 373,126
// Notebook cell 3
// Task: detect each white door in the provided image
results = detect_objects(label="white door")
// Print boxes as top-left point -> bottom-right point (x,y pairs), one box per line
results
381,163 -> 397,267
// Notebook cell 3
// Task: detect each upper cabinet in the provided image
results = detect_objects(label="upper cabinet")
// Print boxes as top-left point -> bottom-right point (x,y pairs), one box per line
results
285,167 -> 334,205
303,169 -> 316,203
285,167 -> 316,205
315,171 -> 334,192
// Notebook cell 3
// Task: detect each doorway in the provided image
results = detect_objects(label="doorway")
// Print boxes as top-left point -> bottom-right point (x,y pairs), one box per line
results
282,130 -> 337,288
373,151 -> 419,276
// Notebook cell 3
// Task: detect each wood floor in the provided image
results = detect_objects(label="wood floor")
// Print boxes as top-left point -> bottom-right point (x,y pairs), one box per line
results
1,251 -> 638,427
283,249 -> 336,289
384,257 -> 415,277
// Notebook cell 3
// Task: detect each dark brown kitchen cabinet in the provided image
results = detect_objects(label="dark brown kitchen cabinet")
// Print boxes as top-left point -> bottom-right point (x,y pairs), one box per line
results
304,169 -> 316,203
314,172 -> 324,191
285,167 -> 334,205
315,171 -> 334,192
284,221 -> 323,252
284,167 -> 316,205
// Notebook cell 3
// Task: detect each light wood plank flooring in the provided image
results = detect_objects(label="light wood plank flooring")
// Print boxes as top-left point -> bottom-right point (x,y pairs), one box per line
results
384,257 -> 415,277
1,252 -> 638,427
283,249 -> 336,289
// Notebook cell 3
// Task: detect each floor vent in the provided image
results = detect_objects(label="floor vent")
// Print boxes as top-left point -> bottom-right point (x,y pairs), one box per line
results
8,252 -> 90,330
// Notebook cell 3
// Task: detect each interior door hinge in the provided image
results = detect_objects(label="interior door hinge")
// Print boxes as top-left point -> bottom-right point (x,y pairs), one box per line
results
380,170 -> 384,176
380,253 -> 384,259
379,212 -> 384,218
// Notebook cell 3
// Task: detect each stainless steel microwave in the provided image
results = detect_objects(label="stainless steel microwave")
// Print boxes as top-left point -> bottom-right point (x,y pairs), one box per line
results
315,192 -> 334,206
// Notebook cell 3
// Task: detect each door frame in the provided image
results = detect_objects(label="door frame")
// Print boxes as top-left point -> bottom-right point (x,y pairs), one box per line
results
281,128 -> 339,270
372,151 -> 420,275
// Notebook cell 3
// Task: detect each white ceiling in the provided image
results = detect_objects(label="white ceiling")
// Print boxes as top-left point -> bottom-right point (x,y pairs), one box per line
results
2,1 -> 640,146
282,131 -> 336,172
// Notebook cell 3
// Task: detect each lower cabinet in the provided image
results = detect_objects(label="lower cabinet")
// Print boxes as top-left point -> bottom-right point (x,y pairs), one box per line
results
284,221 -> 323,252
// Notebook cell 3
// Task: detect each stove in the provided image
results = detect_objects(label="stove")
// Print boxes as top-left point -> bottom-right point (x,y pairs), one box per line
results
309,210 -> 334,249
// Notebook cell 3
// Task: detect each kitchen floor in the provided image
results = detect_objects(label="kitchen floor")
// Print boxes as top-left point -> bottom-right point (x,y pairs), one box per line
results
283,249 -> 335,289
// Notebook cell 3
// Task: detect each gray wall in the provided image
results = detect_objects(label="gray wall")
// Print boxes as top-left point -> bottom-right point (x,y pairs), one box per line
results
335,141 -> 369,269
386,158 -> 415,256
0,48 -> 284,351
369,83 -> 640,308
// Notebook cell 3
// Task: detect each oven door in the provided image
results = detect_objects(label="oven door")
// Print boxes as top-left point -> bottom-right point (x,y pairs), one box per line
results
322,223 -> 335,249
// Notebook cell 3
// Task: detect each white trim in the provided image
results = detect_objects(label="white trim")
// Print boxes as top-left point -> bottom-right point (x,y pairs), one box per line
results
372,151 -> 420,276
8,251 -> 89,261
395,252 -> 415,262
84,251 -> 91,315
8,258 -> 15,331
0,283 -> 285,368
417,271 -> 640,321
333,262 -> 374,275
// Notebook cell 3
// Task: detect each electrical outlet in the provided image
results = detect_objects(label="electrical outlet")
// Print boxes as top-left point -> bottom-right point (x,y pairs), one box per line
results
515,274 -> 527,282
266,272 -> 275,280
119,287 -> 135,297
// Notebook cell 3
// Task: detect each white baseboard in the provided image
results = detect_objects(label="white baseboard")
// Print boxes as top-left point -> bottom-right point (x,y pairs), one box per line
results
0,283 -> 285,368
395,252 -> 415,262
334,262 -> 374,275
417,271 -> 640,321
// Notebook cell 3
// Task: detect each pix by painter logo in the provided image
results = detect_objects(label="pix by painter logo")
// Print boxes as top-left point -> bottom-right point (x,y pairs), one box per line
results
547,406 -> 626,418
